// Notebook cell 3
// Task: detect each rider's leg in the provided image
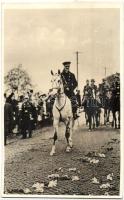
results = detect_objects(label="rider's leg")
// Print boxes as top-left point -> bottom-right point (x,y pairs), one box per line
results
71,95 -> 79,120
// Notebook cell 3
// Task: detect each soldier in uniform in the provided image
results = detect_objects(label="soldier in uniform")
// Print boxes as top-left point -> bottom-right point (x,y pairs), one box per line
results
61,61 -> 79,119
111,75 -> 120,97
90,79 -> 97,98
76,90 -> 81,107
100,78 -> 110,96
20,95 -> 36,139
83,79 -> 91,97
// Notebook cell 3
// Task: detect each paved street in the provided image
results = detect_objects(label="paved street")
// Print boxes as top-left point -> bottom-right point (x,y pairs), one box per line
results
4,116 -> 120,196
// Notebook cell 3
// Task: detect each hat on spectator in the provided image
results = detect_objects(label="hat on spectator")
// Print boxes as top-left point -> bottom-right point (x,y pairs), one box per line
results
91,79 -> 95,82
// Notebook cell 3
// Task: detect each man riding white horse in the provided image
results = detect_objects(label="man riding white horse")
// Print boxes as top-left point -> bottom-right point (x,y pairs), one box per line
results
50,69 -> 74,155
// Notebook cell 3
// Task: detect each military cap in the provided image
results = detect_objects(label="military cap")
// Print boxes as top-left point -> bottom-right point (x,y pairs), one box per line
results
91,79 -> 95,82
62,61 -> 71,67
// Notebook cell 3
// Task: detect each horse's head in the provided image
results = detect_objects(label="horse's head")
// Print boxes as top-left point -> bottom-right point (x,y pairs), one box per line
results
50,70 -> 64,95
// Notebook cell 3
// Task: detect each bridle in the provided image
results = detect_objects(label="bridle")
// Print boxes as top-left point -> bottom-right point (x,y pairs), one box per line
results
51,73 -> 67,112
51,74 -> 64,95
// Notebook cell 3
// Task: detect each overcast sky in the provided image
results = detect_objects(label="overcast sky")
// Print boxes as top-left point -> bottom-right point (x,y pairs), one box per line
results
4,8 -> 120,92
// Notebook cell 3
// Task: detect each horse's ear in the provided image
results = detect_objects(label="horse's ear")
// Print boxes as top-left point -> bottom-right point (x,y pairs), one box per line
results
58,69 -> 61,74
51,70 -> 54,75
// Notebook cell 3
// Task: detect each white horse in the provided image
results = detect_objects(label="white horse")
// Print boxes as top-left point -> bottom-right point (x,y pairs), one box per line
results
50,70 -> 74,156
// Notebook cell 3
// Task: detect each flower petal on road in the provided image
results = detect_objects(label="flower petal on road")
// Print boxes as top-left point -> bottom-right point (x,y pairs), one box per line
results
48,174 -> 60,179
69,168 -> 77,172
72,176 -> 80,181
23,188 -> 31,194
90,159 -> 99,164
107,173 -> 113,181
91,177 -> 100,184
48,180 -> 57,188
100,183 -> 111,189
98,153 -> 106,158
35,187 -> 44,193
32,182 -> 44,188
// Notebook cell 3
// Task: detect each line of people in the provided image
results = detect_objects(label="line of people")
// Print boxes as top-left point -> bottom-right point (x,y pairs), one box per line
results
4,72 -> 120,145
4,90 -> 54,145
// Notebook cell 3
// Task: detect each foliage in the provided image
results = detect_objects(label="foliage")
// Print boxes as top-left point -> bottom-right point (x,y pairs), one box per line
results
105,72 -> 120,87
4,64 -> 32,93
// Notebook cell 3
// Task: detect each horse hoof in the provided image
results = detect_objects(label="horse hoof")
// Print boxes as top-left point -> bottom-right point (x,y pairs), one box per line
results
50,151 -> 55,156
69,141 -> 73,148
66,146 -> 71,153
88,129 -> 91,132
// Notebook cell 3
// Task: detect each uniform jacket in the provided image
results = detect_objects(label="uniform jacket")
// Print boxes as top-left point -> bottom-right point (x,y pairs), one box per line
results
61,70 -> 78,97
100,83 -> 110,96
111,81 -> 120,96
4,102 -> 13,133
83,85 -> 91,95
91,84 -> 97,97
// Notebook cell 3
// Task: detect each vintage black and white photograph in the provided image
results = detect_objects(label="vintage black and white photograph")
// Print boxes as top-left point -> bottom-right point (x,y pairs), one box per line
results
2,3 -> 122,197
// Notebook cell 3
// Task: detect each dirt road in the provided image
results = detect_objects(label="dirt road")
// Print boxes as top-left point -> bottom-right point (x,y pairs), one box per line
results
4,121 -> 120,196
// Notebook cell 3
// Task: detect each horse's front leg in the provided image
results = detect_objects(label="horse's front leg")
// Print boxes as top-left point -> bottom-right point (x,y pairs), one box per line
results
65,118 -> 73,152
50,118 -> 59,156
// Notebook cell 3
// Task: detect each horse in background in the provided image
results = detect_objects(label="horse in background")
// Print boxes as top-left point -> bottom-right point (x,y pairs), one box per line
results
49,70 -> 74,156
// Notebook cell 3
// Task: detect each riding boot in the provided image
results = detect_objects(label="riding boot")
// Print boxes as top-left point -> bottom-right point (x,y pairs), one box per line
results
72,105 -> 80,120
67,93 -> 80,120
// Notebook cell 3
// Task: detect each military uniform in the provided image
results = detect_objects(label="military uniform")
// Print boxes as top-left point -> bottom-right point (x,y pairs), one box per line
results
61,67 -> 78,116
111,81 -> 120,97
20,100 -> 36,138
90,79 -> 97,98
83,85 -> 92,96
100,82 -> 110,96
61,70 -> 77,98
91,85 -> 97,96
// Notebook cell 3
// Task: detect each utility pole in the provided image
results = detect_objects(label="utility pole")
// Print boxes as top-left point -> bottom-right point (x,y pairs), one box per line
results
104,67 -> 107,77
75,51 -> 81,89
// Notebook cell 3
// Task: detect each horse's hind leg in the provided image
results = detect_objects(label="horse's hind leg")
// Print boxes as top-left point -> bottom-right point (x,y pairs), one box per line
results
88,114 -> 92,131
50,119 -> 59,156
65,118 -> 73,152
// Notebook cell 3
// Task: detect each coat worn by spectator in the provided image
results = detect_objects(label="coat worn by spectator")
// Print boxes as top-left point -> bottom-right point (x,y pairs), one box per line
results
20,96 -> 37,139
4,100 -> 13,145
